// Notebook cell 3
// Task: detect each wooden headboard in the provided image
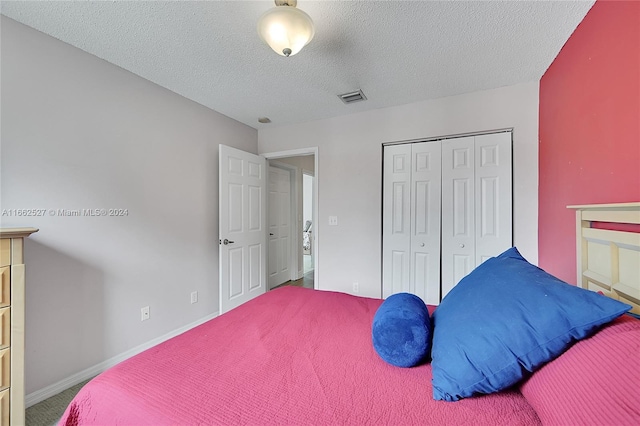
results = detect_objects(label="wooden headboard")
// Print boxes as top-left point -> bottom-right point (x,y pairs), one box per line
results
567,203 -> 640,315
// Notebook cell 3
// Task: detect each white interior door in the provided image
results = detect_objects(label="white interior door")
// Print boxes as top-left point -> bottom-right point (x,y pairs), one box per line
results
410,142 -> 442,305
382,144 -> 412,298
441,133 -> 512,297
383,142 -> 442,303
268,165 -> 292,289
474,132 -> 513,265
442,136 -> 476,297
219,144 -> 266,314
383,133 -> 512,303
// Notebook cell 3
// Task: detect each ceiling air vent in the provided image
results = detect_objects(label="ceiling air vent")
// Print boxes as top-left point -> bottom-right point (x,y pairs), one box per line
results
338,89 -> 367,104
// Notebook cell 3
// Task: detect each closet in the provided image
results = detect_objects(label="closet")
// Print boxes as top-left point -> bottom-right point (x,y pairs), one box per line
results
382,131 -> 512,305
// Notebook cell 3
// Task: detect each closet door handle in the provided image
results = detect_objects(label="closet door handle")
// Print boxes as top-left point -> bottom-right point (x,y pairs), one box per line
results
223,239 -> 235,245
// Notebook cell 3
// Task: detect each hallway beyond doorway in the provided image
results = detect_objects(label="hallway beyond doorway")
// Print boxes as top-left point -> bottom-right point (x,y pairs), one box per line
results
277,254 -> 314,290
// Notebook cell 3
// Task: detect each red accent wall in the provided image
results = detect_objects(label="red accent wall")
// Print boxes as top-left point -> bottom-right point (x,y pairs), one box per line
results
538,0 -> 640,284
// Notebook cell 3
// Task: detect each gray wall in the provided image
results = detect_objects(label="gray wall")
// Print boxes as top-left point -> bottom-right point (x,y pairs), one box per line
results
0,17 -> 257,393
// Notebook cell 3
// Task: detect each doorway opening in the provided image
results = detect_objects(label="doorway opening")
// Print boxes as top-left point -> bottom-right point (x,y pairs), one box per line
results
263,148 -> 318,291
302,171 -> 314,279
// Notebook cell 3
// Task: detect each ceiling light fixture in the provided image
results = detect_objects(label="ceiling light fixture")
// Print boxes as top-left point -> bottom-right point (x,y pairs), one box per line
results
257,0 -> 315,57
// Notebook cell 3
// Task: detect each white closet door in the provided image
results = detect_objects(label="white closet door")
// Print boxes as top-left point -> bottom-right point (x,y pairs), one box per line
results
383,132 -> 512,303
475,133 -> 513,265
410,142 -> 442,305
382,144 -> 412,298
441,136 -> 476,298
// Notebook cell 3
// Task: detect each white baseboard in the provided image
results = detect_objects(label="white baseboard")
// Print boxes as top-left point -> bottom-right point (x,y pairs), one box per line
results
25,311 -> 219,408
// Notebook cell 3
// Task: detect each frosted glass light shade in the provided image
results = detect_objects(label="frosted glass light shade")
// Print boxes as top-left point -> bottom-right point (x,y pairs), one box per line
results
257,5 -> 315,57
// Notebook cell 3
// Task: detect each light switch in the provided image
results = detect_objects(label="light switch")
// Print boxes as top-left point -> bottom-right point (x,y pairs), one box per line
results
329,216 -> 338,226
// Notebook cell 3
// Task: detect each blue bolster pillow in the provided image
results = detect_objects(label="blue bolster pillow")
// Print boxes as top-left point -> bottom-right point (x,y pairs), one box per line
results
372,293 -> 432,367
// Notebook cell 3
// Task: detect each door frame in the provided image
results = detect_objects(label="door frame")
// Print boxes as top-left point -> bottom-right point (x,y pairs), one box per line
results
301,169 -> 315,276
262,147 -> 319,290
268,160 -> 299,284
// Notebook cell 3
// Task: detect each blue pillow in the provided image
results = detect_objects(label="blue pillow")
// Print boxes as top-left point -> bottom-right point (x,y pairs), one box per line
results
495,246 -> 526,260
372,293 -> 432,367
431,247 -> 631,401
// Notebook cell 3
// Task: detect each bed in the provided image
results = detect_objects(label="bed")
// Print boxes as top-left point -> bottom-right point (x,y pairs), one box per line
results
60,203 -> 640,425
568,202 -> 640,315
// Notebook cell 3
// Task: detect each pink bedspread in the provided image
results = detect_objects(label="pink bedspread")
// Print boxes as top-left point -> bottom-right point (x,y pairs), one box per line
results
60,287 -> 540,425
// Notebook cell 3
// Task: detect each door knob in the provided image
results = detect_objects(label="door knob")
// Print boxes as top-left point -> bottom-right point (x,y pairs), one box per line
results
420,243 -> 425,247
460,243 -> 465,248
223,239 -> 234,245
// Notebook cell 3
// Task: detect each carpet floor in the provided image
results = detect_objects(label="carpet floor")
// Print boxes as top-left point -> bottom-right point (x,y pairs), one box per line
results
26,379 -> 91,426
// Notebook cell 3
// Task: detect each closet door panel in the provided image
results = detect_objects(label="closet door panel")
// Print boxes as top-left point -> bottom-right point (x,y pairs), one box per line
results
411,142 -> 441,305
475,133 -> 513,265
442,137 -> 475,297
383,144 -> 412,298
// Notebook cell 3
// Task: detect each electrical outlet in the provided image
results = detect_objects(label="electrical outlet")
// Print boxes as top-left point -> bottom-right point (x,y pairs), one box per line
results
191,291 -> 198,304
329,216 -> 338,226
141,306 -> 150,321
353,282 -> 359,294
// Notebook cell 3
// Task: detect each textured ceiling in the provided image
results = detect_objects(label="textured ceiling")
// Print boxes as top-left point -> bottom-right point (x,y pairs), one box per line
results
1,0 -> 594,129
